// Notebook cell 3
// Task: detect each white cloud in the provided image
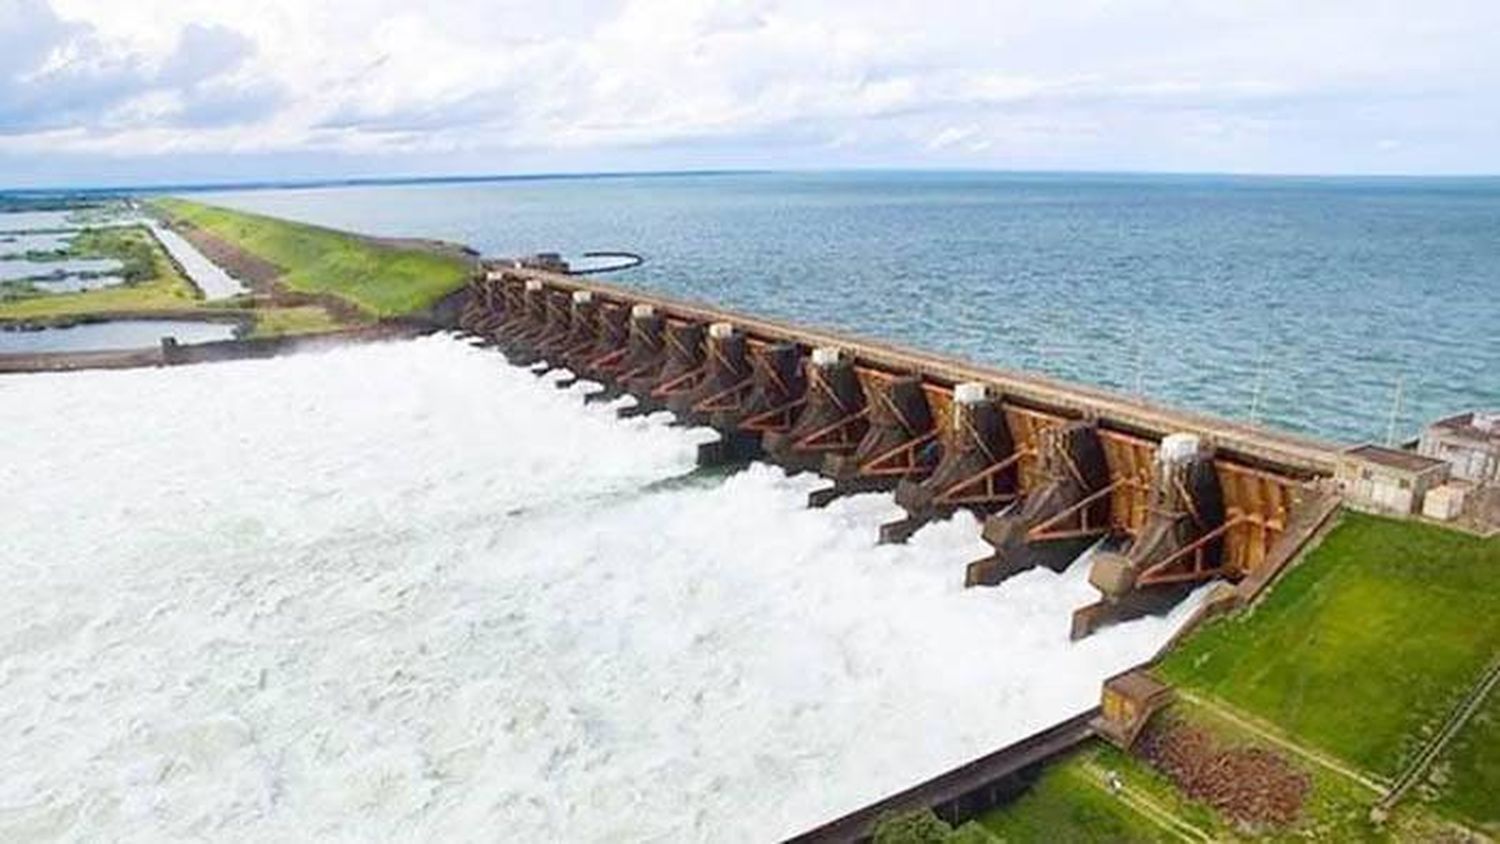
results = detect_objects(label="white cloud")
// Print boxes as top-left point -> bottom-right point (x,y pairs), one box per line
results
2,0 -> 1499,179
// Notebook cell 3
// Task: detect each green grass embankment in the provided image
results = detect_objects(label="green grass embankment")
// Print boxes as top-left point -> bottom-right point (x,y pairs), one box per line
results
153,197 -> 472,317
974,748 -> 1189,842
948,513 -> 1497,841
1152,511 -> 1499,834
1157,513 -> 1499,781
1427,675 -> 1500,831
873,745 -> 1207,843
248,305 -> 348,338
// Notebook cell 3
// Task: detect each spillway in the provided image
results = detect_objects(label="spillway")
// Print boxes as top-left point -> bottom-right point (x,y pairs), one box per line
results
1,336 -> 1201,840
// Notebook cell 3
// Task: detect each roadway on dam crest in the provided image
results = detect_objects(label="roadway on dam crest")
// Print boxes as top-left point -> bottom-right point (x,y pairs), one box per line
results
511,267 -> 1343,478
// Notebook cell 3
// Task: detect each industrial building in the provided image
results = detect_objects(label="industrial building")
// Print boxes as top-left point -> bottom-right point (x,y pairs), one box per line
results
1419,411 -> 1500,484
1334,444 -> 1450,516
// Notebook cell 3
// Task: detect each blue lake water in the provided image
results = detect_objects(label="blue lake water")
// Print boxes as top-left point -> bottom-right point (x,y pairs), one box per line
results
0,231 -> 75,254
189,172 -> 1499,444
0,257 -> 123,283
0,320 -> 237,353
0,210 -> 76,232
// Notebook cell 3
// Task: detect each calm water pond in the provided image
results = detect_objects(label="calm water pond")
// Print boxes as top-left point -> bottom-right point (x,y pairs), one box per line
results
22,274 -> 127,293
0,231 -> 76,254
0,257 -> 124,282
0,211 -> 75,231
0,320 -> 237,354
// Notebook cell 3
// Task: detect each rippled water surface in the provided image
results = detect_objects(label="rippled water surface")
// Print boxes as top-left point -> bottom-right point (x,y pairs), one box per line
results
194,172 -> 1500,443
0,337 -> 1194,841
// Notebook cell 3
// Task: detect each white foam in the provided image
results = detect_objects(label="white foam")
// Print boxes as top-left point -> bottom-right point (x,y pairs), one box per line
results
0,335 -> 1201,841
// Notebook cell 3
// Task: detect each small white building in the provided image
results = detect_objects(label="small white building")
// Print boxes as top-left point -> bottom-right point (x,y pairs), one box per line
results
1335,444 -> 1450,516
1419,411 -> 1500,484
1422,484 -> 1468,521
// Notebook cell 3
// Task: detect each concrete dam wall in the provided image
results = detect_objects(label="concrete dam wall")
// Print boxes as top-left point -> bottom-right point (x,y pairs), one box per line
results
461,265 -> 1341,643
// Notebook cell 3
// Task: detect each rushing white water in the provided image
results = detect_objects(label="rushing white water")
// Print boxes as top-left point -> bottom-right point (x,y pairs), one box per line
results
0,336 -> 1200,841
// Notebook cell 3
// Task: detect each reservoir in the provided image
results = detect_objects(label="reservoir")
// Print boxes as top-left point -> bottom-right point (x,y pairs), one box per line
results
193,172 -> 1500,444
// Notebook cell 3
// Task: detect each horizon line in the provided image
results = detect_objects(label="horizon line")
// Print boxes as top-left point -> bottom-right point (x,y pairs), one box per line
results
5,165 -> 1500,195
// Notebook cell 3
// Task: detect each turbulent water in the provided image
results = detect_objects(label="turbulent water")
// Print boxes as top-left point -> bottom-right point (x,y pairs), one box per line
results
1,336 -> 1194,841
192,172 -> 1500,444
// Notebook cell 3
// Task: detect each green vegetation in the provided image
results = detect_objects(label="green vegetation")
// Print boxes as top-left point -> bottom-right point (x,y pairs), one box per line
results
976,727 -> 1468,842
249,305 -> 350,338
154,197 -> 472,317
0,225 -> 200,319
1429,687 -> 1500,833
1158,512 -> 1500,781
0,199 -> 466,337
1147,511 -> 1500,834
868,809 -> 1007,843
872,809 -> 965,842
974,512 -> 1496,839
974,749 -> 1181,842
68,226 -> 160,283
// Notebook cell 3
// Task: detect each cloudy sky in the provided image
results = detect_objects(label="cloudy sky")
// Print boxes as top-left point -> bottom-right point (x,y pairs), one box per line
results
3,0 -> 1498,187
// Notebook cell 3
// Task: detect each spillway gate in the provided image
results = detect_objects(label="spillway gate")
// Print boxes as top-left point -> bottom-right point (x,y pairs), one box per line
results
460,265 -> 1341,638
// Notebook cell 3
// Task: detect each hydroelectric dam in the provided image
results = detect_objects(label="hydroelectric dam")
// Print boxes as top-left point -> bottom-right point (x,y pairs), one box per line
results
455,259 -> 1349,838
462,260 -> 1341,644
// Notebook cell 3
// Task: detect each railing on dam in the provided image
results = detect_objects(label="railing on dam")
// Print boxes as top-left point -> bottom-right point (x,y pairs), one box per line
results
462,265 -> 1341,642
462,263 -> 1352,836
499,266 -> 1340,478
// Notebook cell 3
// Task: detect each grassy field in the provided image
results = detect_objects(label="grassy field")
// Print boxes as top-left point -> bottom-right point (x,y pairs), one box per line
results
1429,686 -> 1499,833
972,719 -> 1470,842
0,225 -> 201,320
1157,513 -> 1500,781
249,305 -> 348,338
973,748 -> 1182,842
1154,511 -> 1499,832
154,197 -> 473,317
963,512 -> 1496,840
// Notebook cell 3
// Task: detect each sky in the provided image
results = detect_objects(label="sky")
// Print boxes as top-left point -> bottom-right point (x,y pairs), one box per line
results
2,0 -> 1499,187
